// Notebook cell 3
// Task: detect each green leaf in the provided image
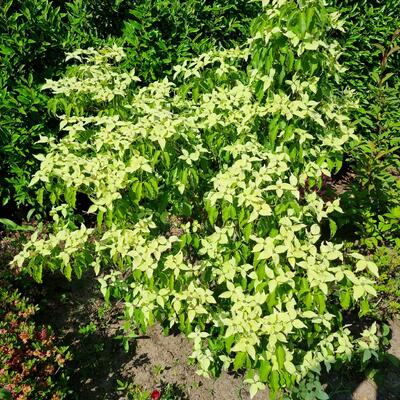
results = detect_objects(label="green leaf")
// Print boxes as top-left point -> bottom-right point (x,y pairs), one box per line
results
268,115 -> 280,148
340,290 -> 351,310
329,219 -> 337,237
222,204 -> 231,223
233,352 -> 246,371
359,299 -> 370,317
270,370 -> 280,393
64,187 -> 76,207
299,11 -> 307,37
0,218 -> 34,231
381,324 -> 390,338
206,203 -> 218,226
306,6 -> 315,30
163,151 -> 171,168
259,360 -> 271,382
37,188 -> 44,207
225,335 -> 235,353
64,264 -> 72,281
362,349 -> 372,363
316,292 -> 326,313
353,286 -> 364,301
97,211 -> 104,228
276,345 -> 285,369
0,389 -> 12,400
242,224 -> 252,242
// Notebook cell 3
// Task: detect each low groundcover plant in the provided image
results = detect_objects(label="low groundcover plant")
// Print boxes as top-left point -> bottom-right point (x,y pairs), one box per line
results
12,0 -> 380,398
0,288 -> 70,400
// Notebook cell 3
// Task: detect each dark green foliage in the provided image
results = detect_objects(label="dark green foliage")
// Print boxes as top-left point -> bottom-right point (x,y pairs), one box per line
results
372,245 -> 400,316
71,0 -> 132,38
0,0 -> 97,208
333,0 -> 400,92
330,0 -> 400,317
119,0 -> 259,82
341,39 -> 400,249
0,0 -> 60,207
332,0 -> 400,248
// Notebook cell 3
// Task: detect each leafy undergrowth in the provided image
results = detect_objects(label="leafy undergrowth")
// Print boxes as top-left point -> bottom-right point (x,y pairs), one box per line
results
33,270 -> 259,400
1,231 -> 399,399
29,269 -> 400,400
0,287 -> 70,400
372,246 -> 400,317
11,266 -> 400,400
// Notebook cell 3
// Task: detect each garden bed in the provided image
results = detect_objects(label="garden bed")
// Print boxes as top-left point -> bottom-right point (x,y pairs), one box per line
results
34,270 -> 400,400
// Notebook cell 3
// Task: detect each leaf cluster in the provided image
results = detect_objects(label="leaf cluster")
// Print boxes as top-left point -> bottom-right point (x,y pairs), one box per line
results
331,0 -> 400,249
0,0 -> 257,211
0,287 -> 71,400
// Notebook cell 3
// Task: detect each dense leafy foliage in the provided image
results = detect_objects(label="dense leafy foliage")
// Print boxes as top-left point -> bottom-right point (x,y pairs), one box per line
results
118,0 -> 259,82
0,0 -> 97,208
332,0 -> 400,248
328,0 -> 400,318
372,245 -> 400,316
333,0 -> 400,87
12,1 -> 382,398
0,0 -> 257,209
0,287 -> 70,400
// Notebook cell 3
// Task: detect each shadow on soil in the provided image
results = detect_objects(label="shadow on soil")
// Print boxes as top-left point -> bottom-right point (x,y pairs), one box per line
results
35,271 -> 146,400
326,321 -> 400,400
33,271 -> 265,400
327,361 -> 400,400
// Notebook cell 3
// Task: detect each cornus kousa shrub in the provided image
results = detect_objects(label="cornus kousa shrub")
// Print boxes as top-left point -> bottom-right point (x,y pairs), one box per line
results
13,0 -> 380,398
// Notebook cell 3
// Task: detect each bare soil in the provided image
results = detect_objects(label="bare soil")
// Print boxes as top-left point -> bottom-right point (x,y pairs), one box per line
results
34,272 -> 267,400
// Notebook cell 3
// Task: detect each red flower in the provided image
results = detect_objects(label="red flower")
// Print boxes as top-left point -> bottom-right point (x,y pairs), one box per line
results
38,327 -> 48,341
151,389 -> 161,400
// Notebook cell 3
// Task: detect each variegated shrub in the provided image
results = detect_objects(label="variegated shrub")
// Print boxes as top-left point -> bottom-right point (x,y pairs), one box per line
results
13,0 -> 380,398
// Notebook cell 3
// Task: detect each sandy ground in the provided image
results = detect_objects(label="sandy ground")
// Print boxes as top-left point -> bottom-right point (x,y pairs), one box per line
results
120,323 -> 267,400
36,273 -> 267,400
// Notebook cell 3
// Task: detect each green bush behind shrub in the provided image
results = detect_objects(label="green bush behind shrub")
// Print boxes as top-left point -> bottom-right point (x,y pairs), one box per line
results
331,0 -> 400,248
330,0 -> 400,316
118,0 -> 260,82
0,0 -> 97,208
332,0 -> 400,90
